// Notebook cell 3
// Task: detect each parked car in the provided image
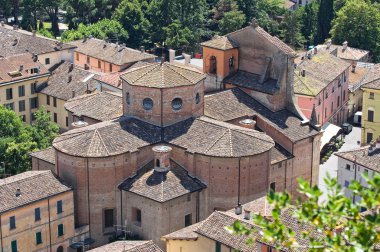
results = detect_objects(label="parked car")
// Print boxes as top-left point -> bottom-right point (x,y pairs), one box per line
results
342,123 -> 353,134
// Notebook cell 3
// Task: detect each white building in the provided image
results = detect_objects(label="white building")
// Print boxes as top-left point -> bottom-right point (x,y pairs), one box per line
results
335,138 -> 380,204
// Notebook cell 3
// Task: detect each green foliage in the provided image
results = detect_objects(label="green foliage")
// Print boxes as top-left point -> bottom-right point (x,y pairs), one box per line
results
331,0 -> 380,62
112,0 -> 150,47
279,11 -> 305,49
297,1 -> 319,47
61,19 -> 129,43
315,0 -> 334,44
230,174 -> 380,251
163,21 -> 195,51
0,106 -> 59,176
37,29 -> 55,39
218,10 -> 246,34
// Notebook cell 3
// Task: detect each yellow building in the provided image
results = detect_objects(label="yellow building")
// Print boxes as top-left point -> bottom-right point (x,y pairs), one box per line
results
0,171 -> 85,252
38,61 -> 98,131
0,53 -> 50,123
361,78 -> 380,144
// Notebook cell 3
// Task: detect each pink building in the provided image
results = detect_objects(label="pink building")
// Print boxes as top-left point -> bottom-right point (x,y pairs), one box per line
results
294,51 -> 351,126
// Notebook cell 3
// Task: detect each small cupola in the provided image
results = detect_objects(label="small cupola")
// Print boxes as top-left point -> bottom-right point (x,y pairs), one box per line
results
152,145 -> 172,172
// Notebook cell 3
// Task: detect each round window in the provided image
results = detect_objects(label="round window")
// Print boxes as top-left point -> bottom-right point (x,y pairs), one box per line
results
126,92 -> 130,105
171,98 -> 183,110
142,98 -> 153,110
195,93 -> 200,104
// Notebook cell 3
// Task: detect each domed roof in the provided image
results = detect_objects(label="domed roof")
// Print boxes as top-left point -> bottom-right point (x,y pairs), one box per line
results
53,116 -> 274,158
120,62 -> 206,88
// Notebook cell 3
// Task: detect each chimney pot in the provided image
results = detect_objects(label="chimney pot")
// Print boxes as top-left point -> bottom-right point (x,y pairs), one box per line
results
140,46 -> 145,53
326,39 -> 332,49
152,145 -> 172,172
118,79 -> 122,87
244,209 -> 251,220
19,65 -> 23,72
15,188 -> 21,197
169,49 -> 175,64
160,57 -> 165,65
313,47 -> 318,55
72,90 -> 75,98
343,41 -> 348,50
1,21 -> 4,27
68,75 -> 72,83
32,30 -> 36,36
239,119 -> 256,129
235,203 -> 242,215
301,69 -> 306,77
183,54 -> 191,65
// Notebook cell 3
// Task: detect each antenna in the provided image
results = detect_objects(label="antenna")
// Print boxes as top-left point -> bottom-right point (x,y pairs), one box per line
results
114,220 -> 131,240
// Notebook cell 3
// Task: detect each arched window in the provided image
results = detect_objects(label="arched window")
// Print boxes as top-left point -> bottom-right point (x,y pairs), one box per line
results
126,92 -> 130,105
209,56 -> 217,74
195,93 -> 200,104
228,56 -> 234,69
57,246 -> 64,252
156,159 -> 160,167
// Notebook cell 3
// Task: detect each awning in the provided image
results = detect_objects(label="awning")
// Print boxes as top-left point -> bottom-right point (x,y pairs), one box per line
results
320,122 -> 342,150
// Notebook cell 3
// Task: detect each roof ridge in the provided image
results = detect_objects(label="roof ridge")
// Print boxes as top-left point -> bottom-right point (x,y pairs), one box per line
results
88,128 -> 110,156
166,64 -> 194,85
0,171 -> 49,186
129,64 -> 159,84
204,129 -> 230,154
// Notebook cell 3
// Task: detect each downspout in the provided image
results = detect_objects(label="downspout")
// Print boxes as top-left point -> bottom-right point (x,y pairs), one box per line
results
310,136 -> 314,185
0,214 -> 3,252
238,158 -> 241,204
120,189 -> 123,227
48,199 -> 52,252
353,155 -> 357,204
196,191 -> 200,222
160,88 -> 164,140
87,158 -> 91,238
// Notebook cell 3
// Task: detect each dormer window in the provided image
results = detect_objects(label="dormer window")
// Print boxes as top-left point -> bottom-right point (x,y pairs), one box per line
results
228,56 -> 234,69
209,56 -> 217,74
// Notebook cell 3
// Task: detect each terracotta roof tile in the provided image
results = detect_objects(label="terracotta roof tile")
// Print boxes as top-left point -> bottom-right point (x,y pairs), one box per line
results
332,45 -> 369,61
121,62 -> 206,88
30,147 -> 56,164
162,221 -> 203,240
70,38 -> 155,65
0,25 -> 75,57
119,160 -> 206,202
294,52 -> 351,96
204,88 -> 319,142
335,147 -> 380,172
271,144 -> 293,164
39,61 -> 98,101
0,53 -> 49,85
223,70 -> 278,94
361,63 -> 380,90
0,171 -> 71,213
64,91 -> 123,122
88,240 -> 162,252
200,35 -> 239,50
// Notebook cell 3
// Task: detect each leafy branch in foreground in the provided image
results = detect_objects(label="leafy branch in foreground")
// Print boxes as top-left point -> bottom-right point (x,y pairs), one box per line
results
230,174 -> 380,251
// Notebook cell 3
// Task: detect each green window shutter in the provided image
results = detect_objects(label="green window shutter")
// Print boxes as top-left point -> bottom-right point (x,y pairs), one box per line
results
11,240 -> 17,252
36,232 -> 42,244
58,224 -> 64,236
215,241 -> 221,252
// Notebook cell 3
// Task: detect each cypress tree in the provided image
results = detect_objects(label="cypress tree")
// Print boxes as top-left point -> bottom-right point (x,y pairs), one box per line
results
315,0 -> 334,44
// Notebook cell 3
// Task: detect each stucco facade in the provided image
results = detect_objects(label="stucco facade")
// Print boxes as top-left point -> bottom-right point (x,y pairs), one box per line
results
361,87 -> 380,144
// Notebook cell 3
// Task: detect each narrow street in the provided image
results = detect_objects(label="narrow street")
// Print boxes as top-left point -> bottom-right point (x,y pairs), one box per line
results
318,126 -> 362,202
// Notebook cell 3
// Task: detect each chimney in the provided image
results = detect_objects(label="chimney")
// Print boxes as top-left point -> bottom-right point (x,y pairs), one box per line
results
326,39 -> 332,49
69,63 -> 74,72
169,49 -> 175,64
71,119 -> 88,129
301,69 -> 306,77
343,41 -> 348,51
1,21 -> 4,27
160,56 -> 165,65
313,47 -> 318,55
140,46 -> 145,53
152,145 -> 172,172
117,79 -> 122,87
368,143 -> 375,155
68,75 -> 72,83
13,25 -> 18,30
32,30 -> 36,36
72,90 -> 75,98
244,209 -> 251,220
239,118 -> 256,129
15,188 -> 21,197
235,203 -> 242,215
19,65 -> 23,72
12,38 -> 18,46
183,54 -> 191,65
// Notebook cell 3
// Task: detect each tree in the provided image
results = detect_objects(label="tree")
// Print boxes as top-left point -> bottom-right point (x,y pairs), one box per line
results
0,106 -> 59,175
279,11 -> 305,49
315,0 -> 334,44
112,0 -> 150,48
20,0 -> 41,30
163,20 -> 195,51
39,0 -> 61,36
218,10 -> 245,34
231,175 -> 380,251
298,1 -> 319,47
331,0 -> 380,62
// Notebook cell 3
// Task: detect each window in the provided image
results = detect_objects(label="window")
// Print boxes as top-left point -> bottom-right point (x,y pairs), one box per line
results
126,93 -> 130,105
98,60 -> 101,68
369,92 -> 375,99
6,88 -> 13,100
344,180 -> 350,188
31,82 -> 37,94
364,169 -> 368,175
325,90 -> 328,99
65,117 -> 68,127
5,103 -> 14,110
368,110 -> 374,122
18,85 -> 25,97
109,64 -> 112,72
332,85 -> 335,93
142,98 -> 153,110
19,100 -> 25,112
318,97 -> 321,105
156,159 -> 160,167
104,209 -> 114,228
270,182 -> 276,192
36,231 -> 42,245
57,224 -> 64,236
331,102 -> 334,113
35,208 -> 41,221
87,56 -> 90,64
337,96 -> 340,107
54,113 -> 58,123
185,214 -> 192,227
57,246 -> 64,252
30,97 -> 38,109
171,98 -> 183,110
338,79 -> 342,87
209,56 -> 217,74
9,216 -> 16,230
31,112 -> 36,121
324,107 -> 327,118
53,97 -> 57,107
346,164 -> 351,171
196,93 -> 201,104
132,208 -> 142,226
343,90 -> 346,101
215,241 -> 221,252
343,72 -> 347,82
11,240 -> 17,252
45,58 -> 50,65
367,132 -> 373,144
46,95 -> 50,105
20,115 -> 26,122
76,52 -> 79,61
187,194 -> 191,202
228,56 -> 234,69
318,114 -> 320,124
30,68 -> 39,74
57,200 -> 63,214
